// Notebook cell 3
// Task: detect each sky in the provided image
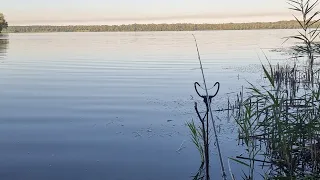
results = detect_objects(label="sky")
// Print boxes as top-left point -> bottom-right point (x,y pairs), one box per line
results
2,0 -> 294,25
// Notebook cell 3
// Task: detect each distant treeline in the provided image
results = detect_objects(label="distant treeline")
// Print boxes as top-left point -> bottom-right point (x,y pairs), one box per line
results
3,20 -> 316,33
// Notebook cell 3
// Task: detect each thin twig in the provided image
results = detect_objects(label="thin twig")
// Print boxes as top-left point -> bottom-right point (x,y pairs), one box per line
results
176,140 -> 186,153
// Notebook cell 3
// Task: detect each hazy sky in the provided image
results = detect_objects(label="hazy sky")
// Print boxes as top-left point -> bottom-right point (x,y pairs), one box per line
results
3,0 -> 293,25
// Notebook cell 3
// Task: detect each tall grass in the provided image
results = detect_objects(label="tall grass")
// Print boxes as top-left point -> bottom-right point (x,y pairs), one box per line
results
232,0 -> 320,179
188,1 -> 320,179
286,0 -> 320,83
234,62 -> 320,178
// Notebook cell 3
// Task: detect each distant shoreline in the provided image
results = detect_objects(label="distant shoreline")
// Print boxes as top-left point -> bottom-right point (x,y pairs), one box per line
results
3,20 -> 309,33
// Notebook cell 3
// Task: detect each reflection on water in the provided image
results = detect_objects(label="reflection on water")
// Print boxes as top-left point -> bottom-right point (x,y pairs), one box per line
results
0,34 -> 8,60
0,31 -> 297,180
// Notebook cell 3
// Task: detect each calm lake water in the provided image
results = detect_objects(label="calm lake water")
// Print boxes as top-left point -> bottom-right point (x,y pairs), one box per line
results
0,30 -> 296,180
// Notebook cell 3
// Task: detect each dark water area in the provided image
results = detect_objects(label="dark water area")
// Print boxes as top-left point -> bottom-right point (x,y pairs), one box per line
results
0,30 -> 297,180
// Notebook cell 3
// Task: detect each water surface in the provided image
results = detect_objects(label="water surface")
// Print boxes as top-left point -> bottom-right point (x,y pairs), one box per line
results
0,30 -> 296,180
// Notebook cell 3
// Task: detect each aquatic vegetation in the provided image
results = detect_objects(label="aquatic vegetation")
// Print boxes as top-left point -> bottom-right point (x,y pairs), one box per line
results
231,0 -> 320,179
234,61 -> 320,179
188,1 -> 320,179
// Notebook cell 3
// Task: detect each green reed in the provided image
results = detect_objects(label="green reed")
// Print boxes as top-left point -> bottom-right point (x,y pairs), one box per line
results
286,0 -> 320,83
187,120 -> 206,180
232,1 -> 320,179
188,1 -> 320,179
